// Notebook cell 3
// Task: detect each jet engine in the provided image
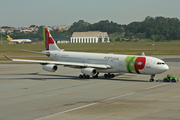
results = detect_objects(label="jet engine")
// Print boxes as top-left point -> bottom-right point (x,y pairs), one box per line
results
81,68 -> 97,76
42,64 -> 58,72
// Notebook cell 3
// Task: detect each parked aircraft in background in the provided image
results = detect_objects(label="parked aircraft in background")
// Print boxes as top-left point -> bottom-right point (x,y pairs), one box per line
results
6,35 -> 32,44
4,27 -> 169,82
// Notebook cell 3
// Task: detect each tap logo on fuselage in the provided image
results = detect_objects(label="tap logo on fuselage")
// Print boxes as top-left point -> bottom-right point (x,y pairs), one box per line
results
125,56 -> 146,74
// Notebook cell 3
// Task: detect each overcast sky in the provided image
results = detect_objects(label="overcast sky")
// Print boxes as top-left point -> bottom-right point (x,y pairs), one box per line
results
1,0 -> 180,27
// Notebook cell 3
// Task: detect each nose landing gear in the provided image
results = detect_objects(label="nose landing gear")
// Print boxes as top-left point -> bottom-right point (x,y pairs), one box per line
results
150,74 -> 155,82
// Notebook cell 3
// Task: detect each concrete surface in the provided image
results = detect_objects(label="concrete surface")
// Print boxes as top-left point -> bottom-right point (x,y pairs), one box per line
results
0,56 -> 180,120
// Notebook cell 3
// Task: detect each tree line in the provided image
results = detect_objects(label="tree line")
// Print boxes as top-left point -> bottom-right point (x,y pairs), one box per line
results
68,16 -> 180,41
1,16 -> 180,42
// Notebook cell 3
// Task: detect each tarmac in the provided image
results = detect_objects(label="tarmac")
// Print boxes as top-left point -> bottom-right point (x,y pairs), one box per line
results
0,56 -> 180,120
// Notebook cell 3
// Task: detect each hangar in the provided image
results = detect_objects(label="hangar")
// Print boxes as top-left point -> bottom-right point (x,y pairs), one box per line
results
70,31 -> 110,43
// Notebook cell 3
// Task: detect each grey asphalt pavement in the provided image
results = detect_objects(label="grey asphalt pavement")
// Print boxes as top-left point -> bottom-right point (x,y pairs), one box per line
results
0,56 -> 180,120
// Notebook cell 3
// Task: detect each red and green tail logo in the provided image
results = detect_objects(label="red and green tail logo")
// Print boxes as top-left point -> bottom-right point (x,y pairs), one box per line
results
42,27 -> 55,50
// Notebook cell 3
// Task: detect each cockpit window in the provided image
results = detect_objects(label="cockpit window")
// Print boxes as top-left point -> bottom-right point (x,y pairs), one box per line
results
157,62 -> 165,65
157,62 -> 161,65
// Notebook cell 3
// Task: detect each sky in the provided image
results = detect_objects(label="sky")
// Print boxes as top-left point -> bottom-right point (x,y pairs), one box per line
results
1,0 -> 180,28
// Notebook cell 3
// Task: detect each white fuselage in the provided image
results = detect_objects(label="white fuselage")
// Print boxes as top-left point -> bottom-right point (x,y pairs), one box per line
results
48,50 -> 169,75
9,39 -> 32,43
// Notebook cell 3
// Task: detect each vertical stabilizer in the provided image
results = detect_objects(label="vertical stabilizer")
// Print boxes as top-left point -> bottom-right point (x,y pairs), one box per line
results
42,27 -> 60,51
6,35 -> 13,40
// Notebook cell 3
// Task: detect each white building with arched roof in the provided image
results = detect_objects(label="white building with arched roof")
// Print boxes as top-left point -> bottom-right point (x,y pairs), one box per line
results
70,31 -> 110,43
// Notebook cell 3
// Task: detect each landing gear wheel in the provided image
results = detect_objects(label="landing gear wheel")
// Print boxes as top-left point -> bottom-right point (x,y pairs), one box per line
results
150,74 -> 155,82
79,74 -> 91,79
108,73 -> 111,78
111,74 -> 115,78
86,75 -> 90,79
83,74 -> 87,79
104,74 -> 108,78
79,74 -> 83,79
93,72 -> 99,78
150,78 -> 154,82
104,73 -> 115,79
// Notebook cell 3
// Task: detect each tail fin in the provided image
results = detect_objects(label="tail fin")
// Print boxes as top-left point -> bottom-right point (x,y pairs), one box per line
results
42,27 -> 60,51
6,35 -> 13,40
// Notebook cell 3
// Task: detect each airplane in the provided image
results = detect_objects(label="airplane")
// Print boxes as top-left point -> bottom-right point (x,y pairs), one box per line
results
6,35 -> 32,44
4,27 -> 169,82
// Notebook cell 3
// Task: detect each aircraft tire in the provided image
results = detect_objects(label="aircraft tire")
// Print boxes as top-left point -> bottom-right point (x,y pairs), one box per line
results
83,74 -> 86,79
104,74 -> 108,78
79,75 -> 83,79
150,78 -> 154,82
86,75 -> 90,79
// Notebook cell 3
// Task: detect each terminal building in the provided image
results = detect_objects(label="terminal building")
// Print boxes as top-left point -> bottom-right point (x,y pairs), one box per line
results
54,38 -> 70,43
70,31 -> 110,43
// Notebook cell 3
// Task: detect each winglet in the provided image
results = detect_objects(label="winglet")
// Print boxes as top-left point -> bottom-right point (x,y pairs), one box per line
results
3,55 -> 12,61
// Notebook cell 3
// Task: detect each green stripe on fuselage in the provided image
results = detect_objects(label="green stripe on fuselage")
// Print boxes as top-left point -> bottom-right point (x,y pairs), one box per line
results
125,56 -> 138,73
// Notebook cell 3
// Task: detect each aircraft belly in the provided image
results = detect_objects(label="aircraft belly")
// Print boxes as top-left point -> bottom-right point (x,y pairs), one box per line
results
97,68 -> 119,73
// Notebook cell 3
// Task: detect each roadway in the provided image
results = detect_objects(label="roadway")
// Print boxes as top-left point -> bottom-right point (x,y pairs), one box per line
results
0,56 -> 180,120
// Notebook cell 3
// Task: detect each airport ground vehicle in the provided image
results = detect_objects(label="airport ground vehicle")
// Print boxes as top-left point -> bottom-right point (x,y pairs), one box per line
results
163,74 -> 179,82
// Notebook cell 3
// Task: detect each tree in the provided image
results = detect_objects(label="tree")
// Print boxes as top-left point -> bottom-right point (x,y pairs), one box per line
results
30,25 -> 36,28
115,37 -> 120,42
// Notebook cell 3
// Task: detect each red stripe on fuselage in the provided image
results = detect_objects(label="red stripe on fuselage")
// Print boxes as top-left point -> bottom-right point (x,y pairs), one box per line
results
135,57 -> 146,74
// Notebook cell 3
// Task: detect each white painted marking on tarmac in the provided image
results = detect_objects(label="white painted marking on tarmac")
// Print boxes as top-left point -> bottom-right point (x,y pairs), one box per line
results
102,92 -> 135,102
34,83 -> 167,120
144,83 -> 167,90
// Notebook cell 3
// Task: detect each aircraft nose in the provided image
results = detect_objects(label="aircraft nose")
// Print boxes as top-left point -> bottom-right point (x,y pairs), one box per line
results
161,64 -> 169,72
165,64 -> 169,71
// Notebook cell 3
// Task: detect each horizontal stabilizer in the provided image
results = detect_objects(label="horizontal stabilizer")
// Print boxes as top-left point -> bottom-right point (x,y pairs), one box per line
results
22,50 -> 50,56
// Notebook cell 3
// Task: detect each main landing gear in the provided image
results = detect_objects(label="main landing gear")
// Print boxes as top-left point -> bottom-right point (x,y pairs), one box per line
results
150,74 -> 155,82
104,73 -> 115,79
79,72 -> 99,79
79,73 -> 115,79
93,72 -> 99,78
79,74 -> 90,79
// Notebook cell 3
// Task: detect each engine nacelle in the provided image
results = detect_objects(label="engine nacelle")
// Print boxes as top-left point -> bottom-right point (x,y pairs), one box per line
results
81,68 -> 97,76
42,64 -> 58,72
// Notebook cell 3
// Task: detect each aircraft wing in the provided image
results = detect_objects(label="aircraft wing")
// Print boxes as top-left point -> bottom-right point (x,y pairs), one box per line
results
4,55 -> 111,69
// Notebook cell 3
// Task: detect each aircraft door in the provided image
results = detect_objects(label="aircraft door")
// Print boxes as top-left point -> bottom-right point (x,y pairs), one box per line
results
146,59 -> 152,68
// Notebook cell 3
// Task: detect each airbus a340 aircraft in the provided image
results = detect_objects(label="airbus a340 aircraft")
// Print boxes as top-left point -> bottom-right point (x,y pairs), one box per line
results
4,27 -> 169,82
7,35 -> 32,44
